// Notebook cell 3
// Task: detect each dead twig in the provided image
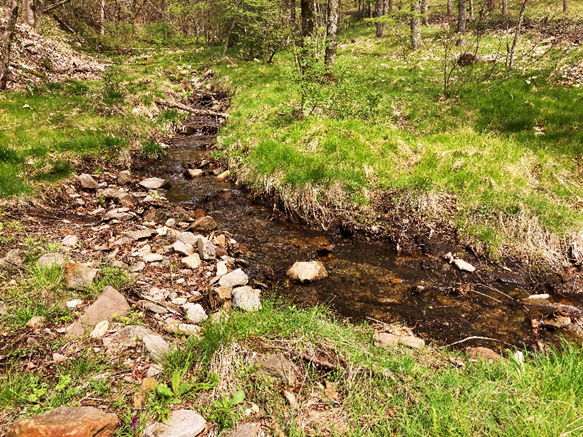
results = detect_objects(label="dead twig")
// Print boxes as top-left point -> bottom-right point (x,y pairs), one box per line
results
442,336 -> 512,348
260,341 -> 339,371
154,99 -> 229,119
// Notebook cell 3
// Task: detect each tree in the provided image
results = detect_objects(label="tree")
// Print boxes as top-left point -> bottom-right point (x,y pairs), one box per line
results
502,0 -> 508,14
375,0 -> 387,36
563,0 -> 568,13
457,0 -> 466,33
411,0 -> 423,48
301,0 -> 315,37
325,0 -> 339,71
447,0 -> 452,16
0,0 -> 19,90
487,0 -> 495,12
421,0 -> 428,25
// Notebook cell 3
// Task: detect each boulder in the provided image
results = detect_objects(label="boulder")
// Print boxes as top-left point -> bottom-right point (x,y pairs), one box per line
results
249,353 -> 296,385
37,253 -> 68,268
0,249 -> 25,269
67,286 -> 130,337
232,286 -> 261,312
78,173 -> 99,189
197,237 -> 216,261
373,332 -> 425,349
6,406 -> 119,437
144,410 -> 205,437
65,262 -> 98,289
186,304 -> 208,324
190,216 -> 217,233
117,170 -> 131,185
219,269 -> 248,287
139,177 -> 169,189
286,261 -> 328,283
181,254 -> 201,269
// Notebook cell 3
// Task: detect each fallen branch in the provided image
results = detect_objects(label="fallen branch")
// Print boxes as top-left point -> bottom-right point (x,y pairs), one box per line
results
260,341 -> 339,370
154,99 -> 229,118
442,336 -> 512,349
44,0 -> 73,13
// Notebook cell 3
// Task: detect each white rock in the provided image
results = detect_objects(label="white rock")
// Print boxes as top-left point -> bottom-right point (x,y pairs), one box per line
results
286,261 -> 328,283
139,177 -> 168,189
144,410 -> 206,437
219,268 -> 248,287
89,320 -> 109,339
232,286 -> 262,312
186,169 -> 204,178
452,259 -> 476,273
66,299 -> 82,309
157,226 -> 169,236
181,254 -> 201,269
130,262 -> 146,272
527,294 -> 550,300
216,261 -> 228,277
78,173 -> 98,189
186,304 -> 208,324
62,235 -> 78,247
143,253 -> 164,263
177,232 -> 199,246
173,241 -> 194,256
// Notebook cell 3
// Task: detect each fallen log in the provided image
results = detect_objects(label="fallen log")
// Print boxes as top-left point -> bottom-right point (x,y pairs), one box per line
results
154,99 -> 229,118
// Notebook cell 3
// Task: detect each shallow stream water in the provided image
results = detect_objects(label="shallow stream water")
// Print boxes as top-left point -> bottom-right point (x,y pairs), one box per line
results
144,134 -> 583,350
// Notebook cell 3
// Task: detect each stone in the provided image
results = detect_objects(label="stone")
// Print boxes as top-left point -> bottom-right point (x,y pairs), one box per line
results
286,261 -> 328,283
6,406 -> 119,437
113,237 -> 133,246
216,261 -> 228,277
144,410 -> 206,437
117,170 -> 131,185
37,253 -> 67,268
0,301 -> 6,315
198,237 -> 216,261
181,254 -> 201,269
186,304 -> 208,324
97,188 -> 126,200
0,249 -> 25,269
142,332 -> 170,363
527,294 -> 550,300
215,286 -> 233,301
173,241 -> 194,256
185,169 -> 204,178
125,229 -> 156,240
141,377 -> 158,392
249,353 -> 296,385
452,258 -> 476,273
143,253 -> 164,263
67,286 -> 131,337
129,262 -> 147,272
142,301 -> 168,315
66,299 -> 83,309
65,262 -> 98,289
466,347 -> 503,362
62,235 -> 78,247
52,353 -> 67,363
219,269 -> 248,287
545,316 -> 571,329
78,173 -> 99,189
89,320 -> 109,339
104,208 -> 133,221
177,232 -> 199,246
215,170 -> 230,181
146,364 -> 163,378
139,177 -> 169,189
232,286 -> 261,312
190,216 -> 217,233
165,323 -> 201,336
373,332 -> 425,349
226,424 -> 261,437
26,316 -> 47,329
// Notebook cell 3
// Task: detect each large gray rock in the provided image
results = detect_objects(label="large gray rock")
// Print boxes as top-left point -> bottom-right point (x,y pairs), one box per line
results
97,188 -> 126,200
78,173 -> 99,190
0,249 -> 25,269
142,331 -> 170,363
65,262 -> 98,289
6,406 -> 119,437
197,237 -> 216,261
139,177 -> 168,189
249,353 -> 296,385
37,253 -> 68,268
177,232 -> 199,246
144,410 -> 205,437
232,286 -> 261,312
219,268 -> 248,287
373,332 -> 425,349
67,286 -> 130,337
186,304 -> 208,324
104,208 -> 134,221
286,261 -> 327,283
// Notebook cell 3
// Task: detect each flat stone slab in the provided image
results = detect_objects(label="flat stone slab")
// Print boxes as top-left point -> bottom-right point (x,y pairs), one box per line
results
219,268 -> 248,287
144,410 -> 206,437
125,229 -> 156,240
173,241 -> 194,256
373,332 -> 425,349
286,261 -> 328,283
143,253 -> 164,263
6,406 -> 119,437
67,286 -> 130,337
176,232 -> 199,246
139,177 -> 169,189
182,254 -> 202,269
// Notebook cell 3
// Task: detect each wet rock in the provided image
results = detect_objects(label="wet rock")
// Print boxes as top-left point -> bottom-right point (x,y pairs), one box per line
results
37,253 -> 68,268
129,261 -> 146,272
89,320 -> 109,339
143,253 -> 164,263
125,229 -> 156,241
215,170 -> 230,181
142,301 -> 168,315
26,316 -> 47,329
182,254 -> 201,269
173,241 -> 194,256
249,353 -> 296,385
139,177 -> 169,189
144,410 -> 205,437
452,259 -> 476,273
78,173 -> 99,190
117,170 -> 131,185
198,237 -> 216,261
466,347 -> 503,362
185,169 -> 204,178
65,262 -> 98,289
186,304 -> 208,324
190,216 -> 217,233
0,249 -> 25,269
62,235 -> 78,247
373,332 -> 425,349
232,286 -> 261,312
545,316 -> 571,329
6,406 -> 119,437
219,268 -> 249,287
286,261 -> 328,283
67,286 -> 131,337
226,424 -> 261,437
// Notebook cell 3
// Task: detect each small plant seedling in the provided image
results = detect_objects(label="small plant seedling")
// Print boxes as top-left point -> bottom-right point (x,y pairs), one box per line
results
206,390 -> 246,430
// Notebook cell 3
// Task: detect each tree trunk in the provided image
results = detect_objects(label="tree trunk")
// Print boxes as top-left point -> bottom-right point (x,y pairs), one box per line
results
457,0 -> 466,33
508,0 -> 528,68
222,19 -> 237,57
447,0 -> 452,16
388,0 -> 393,12
488,0 -> 495,12
421,0 -> 428,25
469,0 -> 473,19
325,0 -> 339,73
563,0 -> 568,13
301,0 -> 315,37
375,0 -> 387,36
0,1 -> 19,90
502,0 -> 508,14
100,0 -> 105,35
411,0 -> 423,49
